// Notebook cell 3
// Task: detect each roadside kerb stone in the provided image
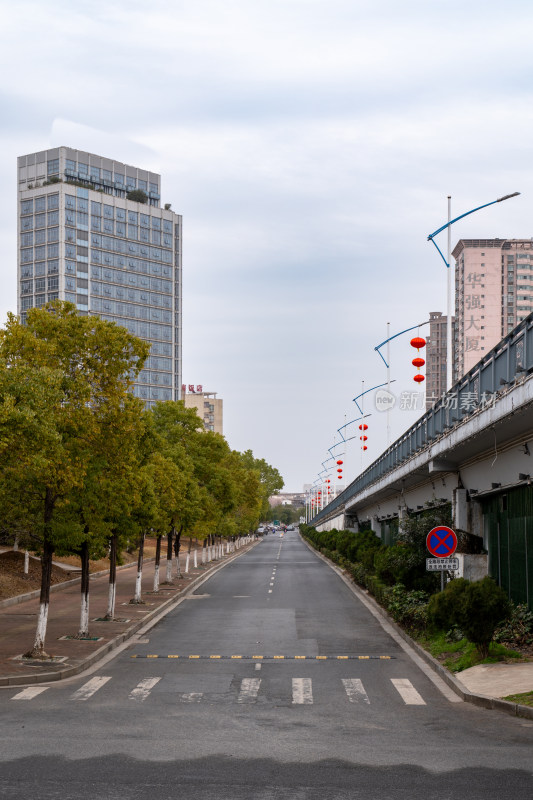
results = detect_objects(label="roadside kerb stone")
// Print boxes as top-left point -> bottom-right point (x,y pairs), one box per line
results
300,534 -> 533,721
0,540 -> 260,688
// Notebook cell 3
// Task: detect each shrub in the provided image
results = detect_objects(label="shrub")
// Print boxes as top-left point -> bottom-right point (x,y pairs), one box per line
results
428,577 -> 511,658
494,603 -> 533,647
385,584 -> 429,632
126,189 -> 148,204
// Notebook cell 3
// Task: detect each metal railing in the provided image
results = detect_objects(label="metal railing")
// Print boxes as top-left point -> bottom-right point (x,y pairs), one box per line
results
311,312 -> 533,525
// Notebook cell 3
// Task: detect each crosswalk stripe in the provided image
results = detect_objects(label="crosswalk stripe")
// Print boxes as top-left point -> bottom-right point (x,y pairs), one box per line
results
342,678 -> 370,704
237,678 -> 261,702
180,692 -> 203,703
391,678 -> 426,705
129,677 -> 161,701
70,676 -> 111,701
292,678 -> 313,704
11,686 -> 49,701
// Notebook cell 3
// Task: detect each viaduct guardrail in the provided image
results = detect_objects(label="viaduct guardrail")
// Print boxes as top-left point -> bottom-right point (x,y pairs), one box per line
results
312,313 -> 533,526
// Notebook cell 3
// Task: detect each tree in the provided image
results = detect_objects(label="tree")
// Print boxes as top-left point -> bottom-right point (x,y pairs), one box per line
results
0,302 -> 148,656
239,450 -> 284,518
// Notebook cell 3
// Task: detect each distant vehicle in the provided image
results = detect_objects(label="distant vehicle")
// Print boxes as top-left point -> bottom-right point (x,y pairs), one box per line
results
287,526 -> 294,531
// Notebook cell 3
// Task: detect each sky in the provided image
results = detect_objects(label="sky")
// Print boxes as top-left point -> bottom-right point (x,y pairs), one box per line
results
1,0 -> 533,492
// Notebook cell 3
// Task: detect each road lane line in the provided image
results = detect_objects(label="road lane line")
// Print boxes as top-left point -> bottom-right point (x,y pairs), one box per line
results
129,677 -> 161,701
292,678 -> 313,704
238,678 -> 261,702
342,678 -> 370,704
391,678 -> 426,705
11,686 -> 49,701
70,676 -> 111,701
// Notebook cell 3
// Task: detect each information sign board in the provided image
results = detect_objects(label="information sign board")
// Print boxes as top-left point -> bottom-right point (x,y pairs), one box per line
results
426,557 -> 459,571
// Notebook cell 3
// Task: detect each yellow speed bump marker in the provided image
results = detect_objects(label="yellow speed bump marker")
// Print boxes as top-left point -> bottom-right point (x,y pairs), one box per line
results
316,656 -> 327,660
358,656 -> 370,660
380,656 -> 391,659
210,655 -> 221,659
168,655 -> 180,659
147,655 -> 159,659
295,656 -> 306,659
231,655 -> 242,659
189,655 -> 200,659
337,656 -> 348,660
273,655 -> 285,660
252,655 -> 263,660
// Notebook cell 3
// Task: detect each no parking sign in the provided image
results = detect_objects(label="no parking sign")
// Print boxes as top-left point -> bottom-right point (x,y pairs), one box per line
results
426,526 -> 457,558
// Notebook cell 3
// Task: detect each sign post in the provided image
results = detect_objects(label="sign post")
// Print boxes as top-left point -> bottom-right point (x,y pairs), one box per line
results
426,526 -> 458,590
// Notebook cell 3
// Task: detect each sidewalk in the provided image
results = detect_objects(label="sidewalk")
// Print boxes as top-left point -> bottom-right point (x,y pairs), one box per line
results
0,540 -> 256,687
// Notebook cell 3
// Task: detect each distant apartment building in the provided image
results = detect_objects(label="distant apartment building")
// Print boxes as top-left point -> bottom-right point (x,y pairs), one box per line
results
182,385 -> 223,434
452,239 -> 533,380
17,146 -> 182,407
425,311 -> 455,409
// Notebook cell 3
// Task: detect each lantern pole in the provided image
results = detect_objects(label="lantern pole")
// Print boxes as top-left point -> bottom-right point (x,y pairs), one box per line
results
386,322 -> 391,446
427,191 -> 520,390
447,196 -> 452,390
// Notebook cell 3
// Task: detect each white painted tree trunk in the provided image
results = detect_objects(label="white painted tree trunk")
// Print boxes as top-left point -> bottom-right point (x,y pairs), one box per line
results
79,594 -> 89,637
13,535 -> 19,552
33,602 -> 49,653
207,545 -> 212,563
153,563 -> 160,593
176,555 -> 181,578
134,570 -> 142,603
166,558 -> 173,583
226,540 -> 230,554
194,549 -> 198,568
24,550 -> 29,574
185,553 -> 190,573
201,547 -> 206,564
107,582 -> 116,620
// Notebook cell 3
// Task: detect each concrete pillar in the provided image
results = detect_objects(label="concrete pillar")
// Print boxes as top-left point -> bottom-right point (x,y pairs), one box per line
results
453,488 -> 469,532
370,516 -> 380,537
398,507 -> 408,536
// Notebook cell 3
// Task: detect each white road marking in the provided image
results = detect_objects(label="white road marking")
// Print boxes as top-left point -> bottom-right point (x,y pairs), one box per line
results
11,686 -> 49,701
129,677 -> 161,701
238,678 -> 261,702
342,678 -> 370,704
70,676 -> 111,701
391,678 -> 426,705
255,663 -> 262,671
268,589 -> 273,593
180,693 -> 203,703
292,678 -> 313,704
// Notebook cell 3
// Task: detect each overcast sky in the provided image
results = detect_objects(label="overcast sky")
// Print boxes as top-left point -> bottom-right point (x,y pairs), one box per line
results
1,0 -> 533,492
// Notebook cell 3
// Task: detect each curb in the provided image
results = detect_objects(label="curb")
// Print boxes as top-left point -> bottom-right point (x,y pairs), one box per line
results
300,535 -> 533,721
0,541 -> 259,687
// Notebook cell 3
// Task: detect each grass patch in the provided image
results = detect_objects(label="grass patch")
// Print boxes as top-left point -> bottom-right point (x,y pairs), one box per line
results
416,631 -> 523,672
503,691 -> 533,707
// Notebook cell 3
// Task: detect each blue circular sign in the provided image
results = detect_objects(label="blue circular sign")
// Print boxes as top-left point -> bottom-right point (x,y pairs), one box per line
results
426,526 -> 457,557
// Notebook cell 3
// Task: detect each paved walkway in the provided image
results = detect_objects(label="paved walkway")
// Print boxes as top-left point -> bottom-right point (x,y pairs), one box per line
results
0,542 -> 252,687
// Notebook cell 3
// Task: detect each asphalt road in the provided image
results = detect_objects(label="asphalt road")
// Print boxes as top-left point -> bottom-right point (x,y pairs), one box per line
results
1,530 -> 533,799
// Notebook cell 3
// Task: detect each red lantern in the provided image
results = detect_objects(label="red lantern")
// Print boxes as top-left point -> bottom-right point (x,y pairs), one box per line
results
358,423 -> 368,431
337,468 -> 342,473
336,460 -> 343,465
414,373 -> 425,383
412,357 -> 425,368
338,475 -> 342,479
363,445 -> 368,451
360,435 -> 368,441
410,337 -> 426,350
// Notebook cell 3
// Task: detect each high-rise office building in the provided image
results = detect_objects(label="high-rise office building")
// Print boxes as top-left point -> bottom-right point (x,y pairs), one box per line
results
425,311 -> 454,409
17,147 -> 182,406
452,239 -> 533,380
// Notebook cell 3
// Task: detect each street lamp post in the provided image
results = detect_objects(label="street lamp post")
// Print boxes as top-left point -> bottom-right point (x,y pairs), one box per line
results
427,192 -> 520,391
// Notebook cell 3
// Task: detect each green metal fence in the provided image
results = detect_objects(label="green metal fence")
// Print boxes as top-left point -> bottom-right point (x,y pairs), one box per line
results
483,486 -> 533,610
